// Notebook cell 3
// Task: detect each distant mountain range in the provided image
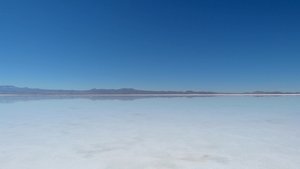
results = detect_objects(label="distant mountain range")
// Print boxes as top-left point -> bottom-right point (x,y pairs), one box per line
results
0,85 -> 299,95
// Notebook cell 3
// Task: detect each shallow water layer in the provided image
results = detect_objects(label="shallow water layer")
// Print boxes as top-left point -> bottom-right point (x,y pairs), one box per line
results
0,96 -> 300,169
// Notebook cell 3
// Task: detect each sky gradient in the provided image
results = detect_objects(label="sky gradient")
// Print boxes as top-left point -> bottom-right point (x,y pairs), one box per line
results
1,0 -> 300,91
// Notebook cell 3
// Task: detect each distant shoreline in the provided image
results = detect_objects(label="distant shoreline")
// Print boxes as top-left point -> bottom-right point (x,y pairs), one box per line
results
1,93 -> 300,97
1,86 -> 300,97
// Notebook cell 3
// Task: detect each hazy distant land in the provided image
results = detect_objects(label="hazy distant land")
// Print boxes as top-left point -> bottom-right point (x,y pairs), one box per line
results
0,85 -> 299,97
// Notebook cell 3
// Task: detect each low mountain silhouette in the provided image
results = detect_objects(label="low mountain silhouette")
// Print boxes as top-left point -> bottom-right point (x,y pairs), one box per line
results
0,85 -> 298,95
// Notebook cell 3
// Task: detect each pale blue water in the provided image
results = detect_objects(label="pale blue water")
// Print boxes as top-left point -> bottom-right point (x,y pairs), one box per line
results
0,96 -> 300,169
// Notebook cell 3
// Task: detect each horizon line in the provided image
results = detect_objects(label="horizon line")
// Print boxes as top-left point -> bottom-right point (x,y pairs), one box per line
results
1,85 -> 300,94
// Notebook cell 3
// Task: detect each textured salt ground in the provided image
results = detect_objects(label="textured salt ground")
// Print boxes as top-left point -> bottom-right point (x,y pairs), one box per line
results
0,97 -> 300,169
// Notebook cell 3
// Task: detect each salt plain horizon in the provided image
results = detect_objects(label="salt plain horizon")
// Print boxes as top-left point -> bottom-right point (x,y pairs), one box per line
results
0,96 -> 300,169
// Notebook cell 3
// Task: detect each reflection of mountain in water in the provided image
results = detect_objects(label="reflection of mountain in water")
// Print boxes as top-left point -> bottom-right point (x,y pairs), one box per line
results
0,86 -> 299,103
0,96 -> 140,103
0,95 -> 208,104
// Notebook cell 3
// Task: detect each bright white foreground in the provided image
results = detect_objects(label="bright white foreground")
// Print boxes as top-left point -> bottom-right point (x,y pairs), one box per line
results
0,97 -> 300,169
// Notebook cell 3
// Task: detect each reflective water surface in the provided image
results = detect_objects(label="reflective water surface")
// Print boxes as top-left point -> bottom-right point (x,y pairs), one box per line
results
0,96 -> 300,169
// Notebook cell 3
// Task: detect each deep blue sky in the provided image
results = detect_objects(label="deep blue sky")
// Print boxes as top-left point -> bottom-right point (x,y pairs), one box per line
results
1,0 -> 300,91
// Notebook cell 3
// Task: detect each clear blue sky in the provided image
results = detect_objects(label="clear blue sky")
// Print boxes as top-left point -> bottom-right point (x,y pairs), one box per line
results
1,0 -> 300,91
